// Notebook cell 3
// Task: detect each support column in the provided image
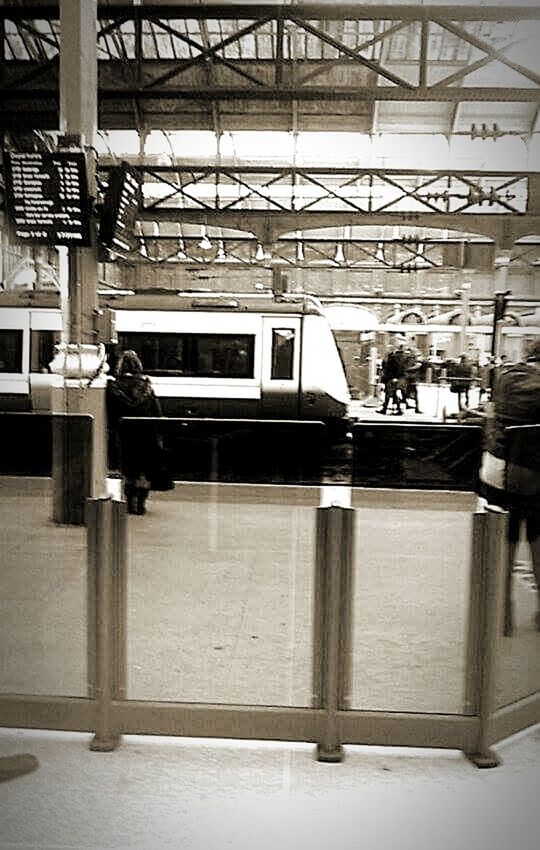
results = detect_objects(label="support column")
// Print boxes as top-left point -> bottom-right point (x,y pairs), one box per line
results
459,281 -> 471,355
363,344 -> 380,407
52,0 -> 108,522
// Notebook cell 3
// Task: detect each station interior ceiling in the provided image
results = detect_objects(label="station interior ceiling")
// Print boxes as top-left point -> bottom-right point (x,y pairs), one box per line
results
1,1 -> 540,295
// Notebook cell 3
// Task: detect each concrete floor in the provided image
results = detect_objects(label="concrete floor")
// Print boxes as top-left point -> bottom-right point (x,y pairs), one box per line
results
1,420 -> 538,849
1,724 -> 539,850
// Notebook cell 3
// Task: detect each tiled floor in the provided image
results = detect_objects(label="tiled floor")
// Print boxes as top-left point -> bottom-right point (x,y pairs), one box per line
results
1,725 -> 540,850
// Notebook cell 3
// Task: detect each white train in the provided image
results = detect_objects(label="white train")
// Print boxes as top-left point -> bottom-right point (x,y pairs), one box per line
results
0,290 -> 61,413
0,289 -> 351,426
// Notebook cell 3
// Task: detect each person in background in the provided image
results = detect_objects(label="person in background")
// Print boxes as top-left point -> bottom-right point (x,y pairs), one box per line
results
377,345 -> 406,415
402,347 -> 422,413
449,353 -> 473,410
479,338 -> 540,634
477,354 -> 492,402
106,349 -> 162,516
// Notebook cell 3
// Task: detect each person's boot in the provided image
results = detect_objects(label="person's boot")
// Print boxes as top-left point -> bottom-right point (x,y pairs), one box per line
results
125,486 -> 137,515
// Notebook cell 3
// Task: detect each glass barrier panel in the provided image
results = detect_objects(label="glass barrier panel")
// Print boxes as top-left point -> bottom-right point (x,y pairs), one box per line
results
495,535 -> 540,708
119,418 -> 327,486
126,483 -> 318,707
352,423 -> 483,491
0,473 -> 87,698
349,490 -> 476,715
0,412 -> 52,476
493,426 -> 540,708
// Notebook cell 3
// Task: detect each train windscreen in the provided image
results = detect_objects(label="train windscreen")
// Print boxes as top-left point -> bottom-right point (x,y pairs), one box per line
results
116,332 -> 255,379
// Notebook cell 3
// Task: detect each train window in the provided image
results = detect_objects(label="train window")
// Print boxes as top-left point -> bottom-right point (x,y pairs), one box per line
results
0,330 -> 23,373
194,335 -> 253,378
271,328 -> 295,380
30,330 -> 60,373
117,332 -> 255,379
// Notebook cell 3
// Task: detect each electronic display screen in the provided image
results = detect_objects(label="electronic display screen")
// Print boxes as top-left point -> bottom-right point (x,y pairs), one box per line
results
3,151 -> 91,246
99,161 -> 140,255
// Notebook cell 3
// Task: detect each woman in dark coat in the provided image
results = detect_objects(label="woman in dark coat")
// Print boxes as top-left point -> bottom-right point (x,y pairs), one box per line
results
106,350 -> 162,515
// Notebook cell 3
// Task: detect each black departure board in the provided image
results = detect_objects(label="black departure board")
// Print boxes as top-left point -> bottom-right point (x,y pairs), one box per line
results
99,161 -> 140,255
3,151 -> 92,246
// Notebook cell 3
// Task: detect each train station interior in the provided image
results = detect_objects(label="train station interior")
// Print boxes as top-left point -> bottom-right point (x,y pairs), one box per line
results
0,2 -> 539,847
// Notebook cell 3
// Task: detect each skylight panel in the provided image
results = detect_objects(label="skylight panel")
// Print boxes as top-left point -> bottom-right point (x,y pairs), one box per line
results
5,20 -> 31,60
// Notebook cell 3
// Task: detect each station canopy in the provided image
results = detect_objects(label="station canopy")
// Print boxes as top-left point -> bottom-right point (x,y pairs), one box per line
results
2,1 -> 539,264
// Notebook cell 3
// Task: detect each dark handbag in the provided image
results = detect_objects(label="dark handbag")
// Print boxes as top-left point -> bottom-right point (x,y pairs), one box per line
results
150,447 -> 175,491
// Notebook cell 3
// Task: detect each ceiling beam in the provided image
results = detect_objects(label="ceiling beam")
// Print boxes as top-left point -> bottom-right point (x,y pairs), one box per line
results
3,6 -> 540,23
3,83 -> 538,103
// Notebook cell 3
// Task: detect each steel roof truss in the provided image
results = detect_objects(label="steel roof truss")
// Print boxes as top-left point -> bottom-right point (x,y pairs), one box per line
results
287,14 -> 415,90
373,173 -> 446,214
3,52 -> 58,90
433,17 -> 540,89
297,19 -> 409,87
292,172 -> 368,214
219,172 -> 292,213
143,15 -> 273,90
448,174 -> 525,214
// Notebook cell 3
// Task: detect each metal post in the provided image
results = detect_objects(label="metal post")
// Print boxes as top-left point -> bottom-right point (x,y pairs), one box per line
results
466,506 -> 507,768
51,0 -> 109,520
460,282 -> 471,354
87,497 -> 126,751
489,254 -> 511,388
463,511 -> 486,717
314,505 -> 355,762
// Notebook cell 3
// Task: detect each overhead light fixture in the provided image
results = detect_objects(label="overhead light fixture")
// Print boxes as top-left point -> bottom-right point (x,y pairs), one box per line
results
255,242 -> 265,262
334,243 -> 345,264
216,240 -> 227,261
198,225 -> 212,251
375,242 -> 385,263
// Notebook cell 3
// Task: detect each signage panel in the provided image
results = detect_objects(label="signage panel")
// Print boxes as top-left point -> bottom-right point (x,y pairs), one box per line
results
4,151 -> 91,246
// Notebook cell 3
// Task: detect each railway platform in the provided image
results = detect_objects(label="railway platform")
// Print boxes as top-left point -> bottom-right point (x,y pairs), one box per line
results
349,382 -> 482,422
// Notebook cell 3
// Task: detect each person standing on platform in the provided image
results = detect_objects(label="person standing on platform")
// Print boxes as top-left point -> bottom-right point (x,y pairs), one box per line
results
106,350 -> 162,516
377,345 -> 406,415
479,339 -> 540,634
450,354 -> 473,410
477,355 -> 492,402
402,347 -> 422,413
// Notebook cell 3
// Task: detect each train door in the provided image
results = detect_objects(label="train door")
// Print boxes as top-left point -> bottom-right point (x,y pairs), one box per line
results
260,316 -> 301,418
29,309 -> 62,411
0,308 -> 30,408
